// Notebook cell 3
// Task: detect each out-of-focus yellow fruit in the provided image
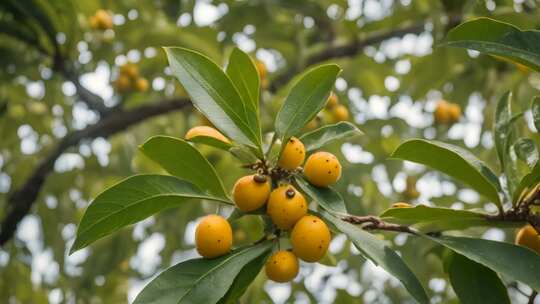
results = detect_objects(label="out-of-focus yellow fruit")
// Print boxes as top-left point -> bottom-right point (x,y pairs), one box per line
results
114,75 -> 131,93
195,215 -> 233,258
278,137 -> 305,171
291,215 -> 331,262
232,174 -> 271,212
303,152 -> 342,187
448,103 -> 461,123
256,60 -> 267,79
326,92 -> 338,109
391,202 -> 412,208
267,185 -> 307,230
185,126 -> 231,144
331,104 -> 349,122
265,250 -> 299,283
434,100 -> 451,124
120,63 -> 139,79
134,78 -> 149,92
89,15 -> 99,29
95,9 -> 113,30
515,224 -> 540,254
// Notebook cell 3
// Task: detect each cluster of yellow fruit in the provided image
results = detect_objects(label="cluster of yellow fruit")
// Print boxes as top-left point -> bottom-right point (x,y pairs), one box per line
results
113,63 -> 149,93
434,100 -> 461,125
89,10 -> 113,31
306,93 -> 350,130
189,127 -> 342,283
515,224 -> 540,254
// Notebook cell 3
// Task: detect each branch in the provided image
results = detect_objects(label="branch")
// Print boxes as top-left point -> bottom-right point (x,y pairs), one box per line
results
529,291 -> 538,304
341,214 -> 417,235
0,98 -> 191,246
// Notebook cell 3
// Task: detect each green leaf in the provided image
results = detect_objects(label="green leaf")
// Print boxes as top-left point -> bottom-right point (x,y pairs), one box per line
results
322,212 -> 429,304
445,252 -> 510,304
133,242 -> 272,304
217,249 -> 270,304
139,136 -> 229,200
226,48 -> 260,118
391,139 -> 502,208
514,138 -> 539,169
532,96 -> 540,132
71,175 -> 229,254
164,47 -> 261,149
380,205 -> 519,232
295,177 -> 347,213
275,64 -> 341,140
187,135 -> 233,151
427,235 -> 540,291
445,17 -> 540,72
494,92 -> 512,171
513,162 -> 540,204
299,122 -> 363,152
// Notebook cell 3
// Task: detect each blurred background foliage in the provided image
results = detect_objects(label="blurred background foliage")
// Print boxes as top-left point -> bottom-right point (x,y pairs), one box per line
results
0,0 -> 539,303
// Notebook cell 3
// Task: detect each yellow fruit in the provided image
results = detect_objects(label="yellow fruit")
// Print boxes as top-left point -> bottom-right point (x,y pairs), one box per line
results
291,215 -> 331,262
326,92 -> 338,109
391,202 -> 412,208
232,174 -> 271,212
256,60 -> 267,79
303,152 -> 342,187
434,100 -> 451,124
278,137 -> 305,171
261,78 -> 269,90
95,9 -> 113,30
331,104 -> 350,122
185,126 -> 231,144
114,75 -> 131,93
267,185 -> 307,230
304,118 -> 319,131
448,103 -> 461,123
195,215 -> 233,258
265,250 -> 299,283
134,78 -> 149,92
515,225 -> 540,254
120,63 -> 139,79
89,15 -> 99,29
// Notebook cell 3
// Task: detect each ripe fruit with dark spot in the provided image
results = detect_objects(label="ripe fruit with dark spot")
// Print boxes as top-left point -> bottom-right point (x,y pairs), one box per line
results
303,151 -> 342,187
278,137 -> 305,171
291,215 -> 331,262
267,185 -> 307,230
232,174 -> 271,212
265,250 -> 299,283
515,224 -> 540,254
195,215 -> 232,258
185,126 -> 231,144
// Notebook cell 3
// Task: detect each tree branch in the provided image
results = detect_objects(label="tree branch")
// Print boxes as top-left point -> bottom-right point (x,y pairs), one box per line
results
0,98 -> 191,246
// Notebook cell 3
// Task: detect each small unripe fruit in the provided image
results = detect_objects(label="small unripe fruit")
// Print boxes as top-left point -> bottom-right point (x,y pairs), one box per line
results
134,78 -> 149,92
278,137 -> 305,171
392,202 -> 412,208
232,174 -> 271,212
291,215 -> 331,262
326,92 -> 338,109
195,215 -> 232,258
332,104 -> 350,122
267,185 -> 307,230
120,63 -> 139,79
448,103 -> 461,123
114,75 -> 131,93
185,126 -> 231,144
95,9 -> 113,30
256,60 -> 267,79
434,100 -> 451,124
515,225 -> 540,254
265,250 -> 299,283
304,152 -> 342,187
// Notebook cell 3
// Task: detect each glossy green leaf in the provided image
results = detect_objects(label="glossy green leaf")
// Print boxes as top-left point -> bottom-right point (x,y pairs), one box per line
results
445,252 -> 510,304
134,242 -> 272,304
514,138 -> 538,169
226,47 -> 260,117
71,175 -> 229,254
139,136 -> 229,200
164,47 -> 260,148
494,92 -> 512,170
427,235 -> 540,291
275,64 -> 341,140
217,249 -> 270,304
391,139 -> 502,207
299,121 -> 363,152
513,162 -> 540,204
380,205 -> 519,232
295,176 -> 347,213
445,17 -> 540,72
532,96 -> 540,131
323,212 -> 429,304
187,135 -> 233,151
